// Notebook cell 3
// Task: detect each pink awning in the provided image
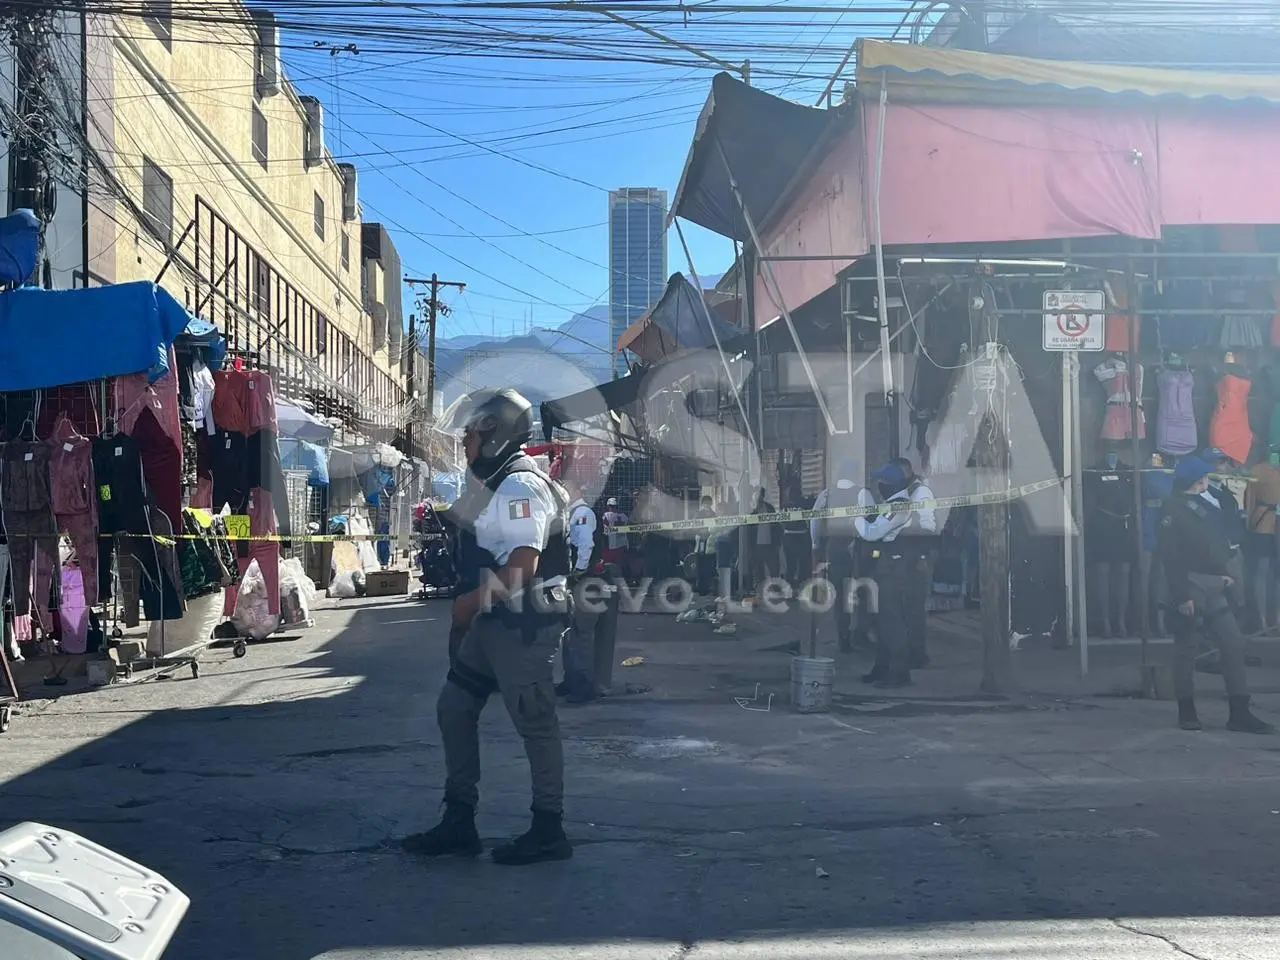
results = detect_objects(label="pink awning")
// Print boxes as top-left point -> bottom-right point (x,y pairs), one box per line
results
866,102 -> 1162,248
753,128 -> 867,330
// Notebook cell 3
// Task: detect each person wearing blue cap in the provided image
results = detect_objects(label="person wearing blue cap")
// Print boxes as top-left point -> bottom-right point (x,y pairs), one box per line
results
894,457 -> 939,668
1158,455 -> 1274,734
854,460 -> 923,688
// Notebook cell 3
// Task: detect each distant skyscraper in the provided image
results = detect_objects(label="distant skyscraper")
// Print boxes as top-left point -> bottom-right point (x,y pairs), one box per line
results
608,187 -> 668,377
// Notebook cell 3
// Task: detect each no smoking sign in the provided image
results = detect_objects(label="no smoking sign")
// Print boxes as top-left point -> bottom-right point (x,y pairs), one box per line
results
1043,290 -> 1106,351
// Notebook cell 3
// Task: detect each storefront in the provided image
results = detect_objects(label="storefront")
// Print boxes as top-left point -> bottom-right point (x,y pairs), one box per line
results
656,41 -> 1280,667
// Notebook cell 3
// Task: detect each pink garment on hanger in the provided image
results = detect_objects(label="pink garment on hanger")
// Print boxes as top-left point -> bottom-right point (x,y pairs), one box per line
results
212,368 -> 278,435
59,566 -> 88,654
222,488 -> 281,618
1095,357 -> 1146,441
12,615 -> 31,644
115,350 -> 182,452
45,416 -> 100,606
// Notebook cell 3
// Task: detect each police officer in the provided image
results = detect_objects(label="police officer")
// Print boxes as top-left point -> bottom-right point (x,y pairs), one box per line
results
857,461 -> 926,689
812,460 -> 865,653
894,457 -> 939,669
559,478 -> 614,704
1159,455 -> 1273,734
403,389 -> 576,864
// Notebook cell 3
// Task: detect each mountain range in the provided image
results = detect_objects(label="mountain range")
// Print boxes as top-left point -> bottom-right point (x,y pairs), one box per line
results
426,272 -> 724,414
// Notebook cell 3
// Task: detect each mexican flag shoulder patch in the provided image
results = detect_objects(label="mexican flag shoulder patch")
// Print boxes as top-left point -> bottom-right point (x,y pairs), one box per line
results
509,499 -> 532,520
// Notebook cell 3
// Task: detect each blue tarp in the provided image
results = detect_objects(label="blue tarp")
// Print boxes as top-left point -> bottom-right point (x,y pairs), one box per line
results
180,315 -> 227,371
0,281 -> 193,391
0,210 -> 39,287
280,438 -> 330,487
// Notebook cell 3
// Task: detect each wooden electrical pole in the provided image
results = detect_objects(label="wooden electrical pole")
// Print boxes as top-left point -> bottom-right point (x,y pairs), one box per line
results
405,274 -> 465,487
971,278 -> 1015,694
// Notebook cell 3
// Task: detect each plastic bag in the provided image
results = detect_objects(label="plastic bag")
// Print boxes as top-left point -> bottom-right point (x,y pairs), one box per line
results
279,557 -> 315,627
231,559 -> 281,640
328,571 -> 357,599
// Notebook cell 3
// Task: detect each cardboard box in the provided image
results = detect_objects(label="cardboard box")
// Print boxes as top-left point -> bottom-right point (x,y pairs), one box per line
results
365,570 -> 410,597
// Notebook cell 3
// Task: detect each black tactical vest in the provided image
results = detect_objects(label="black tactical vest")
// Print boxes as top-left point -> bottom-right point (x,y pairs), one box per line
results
450,454 -> 570,631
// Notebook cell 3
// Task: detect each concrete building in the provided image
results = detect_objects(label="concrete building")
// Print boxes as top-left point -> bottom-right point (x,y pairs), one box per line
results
608,187 -> 667,377
74,1 -> 403,431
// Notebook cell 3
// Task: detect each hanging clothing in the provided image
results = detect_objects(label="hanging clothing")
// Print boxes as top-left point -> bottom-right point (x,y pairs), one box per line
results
131,407 -> 183,528
115,363 -> 182,453
1095,357 -> 1146,441
212,368 -> 278,435
1221,312 -> 1264,349
1083,466 -> 1138,563
1104,280 -> 1140,353
190,359 -> 216,435
223,488 -> 282,618
207,429 -> 291,537
1155,369 -> 1197,456
92,435 -> 185,623
1142,469 -> 1175,554
46,421 -> 99,606
1,440 -> 59,617
1210,372 -> 1255,465
59,566 -> 89,654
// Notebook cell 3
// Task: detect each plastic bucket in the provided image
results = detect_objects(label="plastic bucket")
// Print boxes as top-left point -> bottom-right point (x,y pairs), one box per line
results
790,656 -> 835,714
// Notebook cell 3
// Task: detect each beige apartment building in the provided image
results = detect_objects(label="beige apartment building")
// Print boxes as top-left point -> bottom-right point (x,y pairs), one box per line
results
83,1 -> 404,430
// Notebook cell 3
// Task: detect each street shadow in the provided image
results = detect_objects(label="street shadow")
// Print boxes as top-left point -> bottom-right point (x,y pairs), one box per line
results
2,598 -> 1280,959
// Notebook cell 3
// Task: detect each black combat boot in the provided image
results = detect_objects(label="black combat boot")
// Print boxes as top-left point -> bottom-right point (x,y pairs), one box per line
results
1177,698 -> 1202,731
490,808 -> 573,866
400,802 -> 483,858
1227,696 -> 1276,735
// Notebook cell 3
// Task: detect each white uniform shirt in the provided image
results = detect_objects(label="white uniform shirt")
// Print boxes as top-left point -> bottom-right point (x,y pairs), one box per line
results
602,509 -> 629,550
568,499 -> 597,572
907,480 -> 939,534
855,481 -> 938,543
811,481 -> 872,544
474,471 -> 561,567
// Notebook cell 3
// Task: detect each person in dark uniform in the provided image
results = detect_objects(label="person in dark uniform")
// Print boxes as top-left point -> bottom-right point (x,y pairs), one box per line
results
857,461 -> 924,689
403,389 -> 576,864
1159,455 -> 1273,734
894,457 -> 938,669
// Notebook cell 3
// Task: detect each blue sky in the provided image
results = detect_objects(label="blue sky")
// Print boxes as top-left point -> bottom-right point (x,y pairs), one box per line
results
279,3 -> 912,343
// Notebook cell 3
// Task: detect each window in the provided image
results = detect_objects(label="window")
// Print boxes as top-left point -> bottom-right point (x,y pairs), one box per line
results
313,192 -> 325,241
251,104 -> 268,169
142,0 -> 173,48
340,232 -> 350,271
141,158 -> 173,245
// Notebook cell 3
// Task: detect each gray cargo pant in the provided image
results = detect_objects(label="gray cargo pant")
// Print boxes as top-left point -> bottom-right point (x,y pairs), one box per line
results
1172,572 -> 1249,700
563,568 -> 620,696
438,614 -> 564,814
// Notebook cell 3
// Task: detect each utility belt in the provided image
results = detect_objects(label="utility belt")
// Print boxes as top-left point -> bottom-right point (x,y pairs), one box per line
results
479,577 -> 574,644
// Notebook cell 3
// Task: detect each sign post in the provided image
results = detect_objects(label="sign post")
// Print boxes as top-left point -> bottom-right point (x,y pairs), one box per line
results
1043,290 -> 1105,675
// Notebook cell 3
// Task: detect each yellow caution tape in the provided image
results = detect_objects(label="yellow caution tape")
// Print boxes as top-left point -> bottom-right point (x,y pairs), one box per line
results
614,477 -> 1066,535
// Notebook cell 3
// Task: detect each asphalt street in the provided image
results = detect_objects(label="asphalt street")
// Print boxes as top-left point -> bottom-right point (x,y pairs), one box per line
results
2,596 -> 1280,958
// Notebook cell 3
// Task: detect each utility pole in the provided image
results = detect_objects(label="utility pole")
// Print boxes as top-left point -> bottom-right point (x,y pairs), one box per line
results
970,278 -> 1015,695
406,274 -> 465,486
9,9 -> 56,286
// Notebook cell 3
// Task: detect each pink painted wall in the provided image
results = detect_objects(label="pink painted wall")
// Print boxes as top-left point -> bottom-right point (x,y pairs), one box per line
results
1157,107 -> 1280,226
753,128 -> 867,330
754,98 -> 1280,331
865,102 -> 1162,247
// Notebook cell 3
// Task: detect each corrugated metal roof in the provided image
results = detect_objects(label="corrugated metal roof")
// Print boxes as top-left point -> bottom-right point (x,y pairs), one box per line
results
857,38 -> 1280,105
